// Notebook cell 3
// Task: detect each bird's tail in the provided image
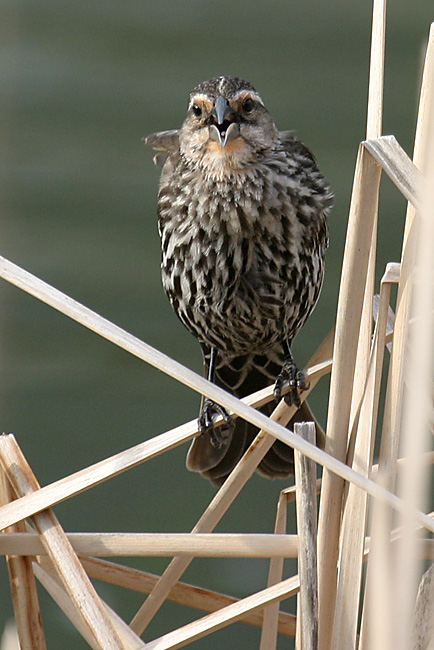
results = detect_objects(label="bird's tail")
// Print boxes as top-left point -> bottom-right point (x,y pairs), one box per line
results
186,346 -> 324,486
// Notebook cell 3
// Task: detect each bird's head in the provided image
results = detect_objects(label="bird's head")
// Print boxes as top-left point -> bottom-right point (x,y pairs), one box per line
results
179,76 -> 278,174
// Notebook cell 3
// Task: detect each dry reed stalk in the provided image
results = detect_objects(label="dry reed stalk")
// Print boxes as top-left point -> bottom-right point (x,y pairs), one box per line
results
129,328 -> 333,635
372,292 -> 395,353
284,478 -> 322,503
363,136 -> 421,205
0,376 -> 293,532
365,0 -> 386,141
259,486 -> 294,650
0,532 -> 299,558
317,142 -> 381,650
332,262 -> 398,649
128,400 -> 291,634
33,562 -> 146,650
377,24 -> 433,510
0,263 -> 419,536
0,435 -> 125,650
143,575 -> 300,650
0,11 -> 432,650
33,562 -> 102,650
391,50 -> 434,650
359,271 -> 400,650
317,0 -> 386,643
76,556 -> 297,637
0,367 -> 320,534
340,2 -> 385,628
316,0 -> 387,639
0,346 -> 427,536
294,422 -> 318,650
360,481 -> 393,650
0,471 -> 46,650
361,24 -> 434,650
0,420 -> 198,532
0,332 -> 364,540
357,0 -> 386,412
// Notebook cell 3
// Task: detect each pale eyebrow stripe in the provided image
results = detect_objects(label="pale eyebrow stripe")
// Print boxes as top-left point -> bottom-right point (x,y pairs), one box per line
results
188,94 -> 210,107
189,89 -> 265,108
231,90 -> 264,105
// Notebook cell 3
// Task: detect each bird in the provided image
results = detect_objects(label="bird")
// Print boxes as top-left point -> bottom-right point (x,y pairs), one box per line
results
145,76 -> 332,486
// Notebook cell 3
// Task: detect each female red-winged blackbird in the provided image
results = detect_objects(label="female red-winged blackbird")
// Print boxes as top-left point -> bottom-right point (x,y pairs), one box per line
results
146,76 -> 332,485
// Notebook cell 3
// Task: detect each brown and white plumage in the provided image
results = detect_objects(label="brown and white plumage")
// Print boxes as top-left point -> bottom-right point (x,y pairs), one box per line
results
145,76 -> 332,485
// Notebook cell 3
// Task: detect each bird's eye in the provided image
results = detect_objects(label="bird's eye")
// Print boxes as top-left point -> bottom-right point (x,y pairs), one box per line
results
192,103 -> 202,117
242,98 -> 255,113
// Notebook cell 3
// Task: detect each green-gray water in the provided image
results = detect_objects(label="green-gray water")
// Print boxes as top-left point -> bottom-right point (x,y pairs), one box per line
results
1,1 -> 432,647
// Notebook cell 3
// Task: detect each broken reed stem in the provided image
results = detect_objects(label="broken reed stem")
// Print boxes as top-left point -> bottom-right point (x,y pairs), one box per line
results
362,23 -> 434,650
143,575 -> 300,650
358,268 -> 398,650
333,263 -> 395,649
317,143 -> 381,650
76,556 -> 297,637
114,329 -> 333,636
33,563 -> 102,650
294,422 -> 318,650
33,562 -> 146,650
363,137 -> 421,207
0,435 -> 125,650
259,488 -> 291,650
129,397 -> 298,635
314,134 -> 419,650
0,362 -> 320,534
0,470 -> 47,650
375,25 -> 433,505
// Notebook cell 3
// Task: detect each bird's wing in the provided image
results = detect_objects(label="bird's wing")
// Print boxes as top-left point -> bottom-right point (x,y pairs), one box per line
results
144,129 -> 179,152
143,129 -> 180,167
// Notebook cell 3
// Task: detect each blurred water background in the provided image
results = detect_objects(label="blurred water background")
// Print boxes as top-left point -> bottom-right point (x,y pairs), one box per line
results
0,1 -> 433,647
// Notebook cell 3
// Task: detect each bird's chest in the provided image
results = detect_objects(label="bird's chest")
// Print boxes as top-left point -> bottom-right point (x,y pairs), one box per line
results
158,177 -> 285,306
156,164 -> 310,354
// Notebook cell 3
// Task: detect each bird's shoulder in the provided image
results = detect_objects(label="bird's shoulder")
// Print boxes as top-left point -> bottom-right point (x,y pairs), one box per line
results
277,131 -> 318,166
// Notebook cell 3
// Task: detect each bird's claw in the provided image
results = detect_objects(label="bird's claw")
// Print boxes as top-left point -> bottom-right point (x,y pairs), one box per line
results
274,360 -> 309,407
198,399 -> 235,448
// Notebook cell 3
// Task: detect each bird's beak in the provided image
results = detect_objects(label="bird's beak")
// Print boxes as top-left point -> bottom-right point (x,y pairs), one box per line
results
212,95 -> 232,124
209,95 -> 240,148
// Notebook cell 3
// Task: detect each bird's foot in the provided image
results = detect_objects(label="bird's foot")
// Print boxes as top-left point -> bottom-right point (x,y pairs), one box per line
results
198,399 -> 235,449
274,359 -> 309,407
